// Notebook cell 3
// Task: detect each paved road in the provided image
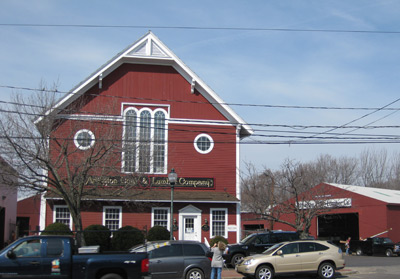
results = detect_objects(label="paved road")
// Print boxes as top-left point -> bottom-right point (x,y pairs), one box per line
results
338,254 -> 399,279
344,254 -> 399,267
222,255 -> 400,279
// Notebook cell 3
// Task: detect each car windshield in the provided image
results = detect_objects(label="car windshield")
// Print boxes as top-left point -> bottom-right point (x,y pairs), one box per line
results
239,234 -> 256,244
262,243 -> 284,255
130,241 -> 171,253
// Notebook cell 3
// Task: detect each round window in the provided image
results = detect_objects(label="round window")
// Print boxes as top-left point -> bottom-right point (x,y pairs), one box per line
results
194,134 -> 214,154
74,129 -> 95,150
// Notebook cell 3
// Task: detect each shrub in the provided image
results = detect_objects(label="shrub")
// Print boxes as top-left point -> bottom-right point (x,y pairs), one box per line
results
147,226 -> 170,241
111,226 -> 144,251
210,235 -> 228,247
41,222 -> 73,235
83,224 -> 111,251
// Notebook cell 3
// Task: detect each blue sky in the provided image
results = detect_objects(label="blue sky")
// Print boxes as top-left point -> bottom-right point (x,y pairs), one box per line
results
1,0 -> 400,171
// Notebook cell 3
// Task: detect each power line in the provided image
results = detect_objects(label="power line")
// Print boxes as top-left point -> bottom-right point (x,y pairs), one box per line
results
1,23 -> 400,35
2,106 -> 400,135
2,84 -> 400,111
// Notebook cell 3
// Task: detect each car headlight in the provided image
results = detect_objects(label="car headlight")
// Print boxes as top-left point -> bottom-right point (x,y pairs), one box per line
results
243,258 -> 254,265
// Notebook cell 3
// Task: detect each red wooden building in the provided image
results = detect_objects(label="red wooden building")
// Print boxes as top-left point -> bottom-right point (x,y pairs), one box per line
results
17,194 -> 41,237
37,32 -> 252,244
242,183 -> 400,243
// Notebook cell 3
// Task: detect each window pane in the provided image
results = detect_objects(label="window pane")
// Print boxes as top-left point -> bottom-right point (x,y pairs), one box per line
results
139,111 -> 151,172
212,210 -> 226,237
55,207 -> 70,227
123,110 -> 137,172
47,239 -> 64,257
153,111 -> 165,173
197,136 -> 210,151
299,242 -> 315,253
153,209 -> 168,228
104,208 -> 121,231
183,244 -> 206,256
314,243 -> 329,251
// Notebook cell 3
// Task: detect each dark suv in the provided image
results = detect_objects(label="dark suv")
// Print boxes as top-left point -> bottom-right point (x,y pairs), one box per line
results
130,240 -> 211,279
224,230 -> 299,266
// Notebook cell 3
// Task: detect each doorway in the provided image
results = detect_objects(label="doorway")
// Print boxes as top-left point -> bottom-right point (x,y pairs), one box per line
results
179,205 -> 201,242
318,213 -> 359,240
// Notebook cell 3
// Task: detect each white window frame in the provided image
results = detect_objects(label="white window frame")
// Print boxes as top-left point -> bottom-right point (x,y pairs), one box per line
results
151,207 -> 170,229
53,205 -> 72,230
122,106 -> 168,174
74,129 -> 95,150
194,134 -> 214,154
210,208 -> 228,238
103,206 -> 122,231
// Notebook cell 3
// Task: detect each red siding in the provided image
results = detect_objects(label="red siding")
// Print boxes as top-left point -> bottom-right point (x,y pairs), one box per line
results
76,64 -> 227,121
46,62 -> 240,243
17,195 -> 41,235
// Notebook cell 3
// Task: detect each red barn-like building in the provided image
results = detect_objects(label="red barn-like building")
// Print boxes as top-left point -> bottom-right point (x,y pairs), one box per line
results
243,183 -> 400,243
37,32 -> 252,243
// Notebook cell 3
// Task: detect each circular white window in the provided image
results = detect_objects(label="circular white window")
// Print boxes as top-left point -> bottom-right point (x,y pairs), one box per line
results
194,134 -> 214,154
74,129 -> 95,150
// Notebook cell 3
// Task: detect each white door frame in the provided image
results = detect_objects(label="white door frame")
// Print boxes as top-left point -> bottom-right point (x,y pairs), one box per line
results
179,205 -> 202,242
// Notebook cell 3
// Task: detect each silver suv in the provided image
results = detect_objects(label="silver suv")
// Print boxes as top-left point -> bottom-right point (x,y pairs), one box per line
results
235,240 -> 345,279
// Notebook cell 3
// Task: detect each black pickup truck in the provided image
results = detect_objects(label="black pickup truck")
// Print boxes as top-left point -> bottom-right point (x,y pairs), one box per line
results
224,230 -> 300,266
0,235 -> 150,279
350,237 -> 400,257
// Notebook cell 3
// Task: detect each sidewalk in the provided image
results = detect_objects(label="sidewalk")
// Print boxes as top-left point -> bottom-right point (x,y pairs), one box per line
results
221,268 -> 358,279
221,268 -> 242,279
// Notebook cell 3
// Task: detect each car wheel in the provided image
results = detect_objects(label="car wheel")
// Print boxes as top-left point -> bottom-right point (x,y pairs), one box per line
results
385,249 -> 393,257
186,268 -> 204,279
318,262 -> 335,279
100,274 -> 123,279
231,253 -> 244,266
356,248 -> 363,256
255,265 -> 274,279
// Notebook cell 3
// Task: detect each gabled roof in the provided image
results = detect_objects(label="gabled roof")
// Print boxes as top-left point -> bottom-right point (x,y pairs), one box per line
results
327,183 -> 400,205
37,31 -> 253,138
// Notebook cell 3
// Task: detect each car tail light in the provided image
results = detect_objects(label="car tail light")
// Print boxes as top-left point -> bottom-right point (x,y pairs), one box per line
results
208,257 -> 212,262
141,258 -> 149,273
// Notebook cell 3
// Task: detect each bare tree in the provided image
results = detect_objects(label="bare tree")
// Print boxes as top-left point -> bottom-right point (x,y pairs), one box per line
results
241,163 -> 278,230
241,159 -> 343,238
302,154 -> 358,186
358,149 -> 391,188
0,83 -> 149,246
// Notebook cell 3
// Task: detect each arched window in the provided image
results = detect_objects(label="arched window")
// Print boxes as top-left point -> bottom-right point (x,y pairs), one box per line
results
123,109 -> 137,173
154,111 -> 166,173
139,110 -> 151,172
123,108 -> 166,174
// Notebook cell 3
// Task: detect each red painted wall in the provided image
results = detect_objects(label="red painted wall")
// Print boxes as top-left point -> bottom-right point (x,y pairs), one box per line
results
17,195 -> 41,235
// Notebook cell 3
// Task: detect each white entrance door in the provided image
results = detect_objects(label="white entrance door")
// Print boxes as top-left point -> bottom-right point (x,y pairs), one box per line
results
179,205 -> 202,242
183,216 -> 199,241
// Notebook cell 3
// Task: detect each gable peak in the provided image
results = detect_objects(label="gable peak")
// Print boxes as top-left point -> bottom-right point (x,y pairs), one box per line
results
126,34 -> 170,58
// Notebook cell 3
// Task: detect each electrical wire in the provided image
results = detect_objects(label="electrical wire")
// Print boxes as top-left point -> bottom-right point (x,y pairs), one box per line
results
1,23 -> 400,35
2,84 -> 400,111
